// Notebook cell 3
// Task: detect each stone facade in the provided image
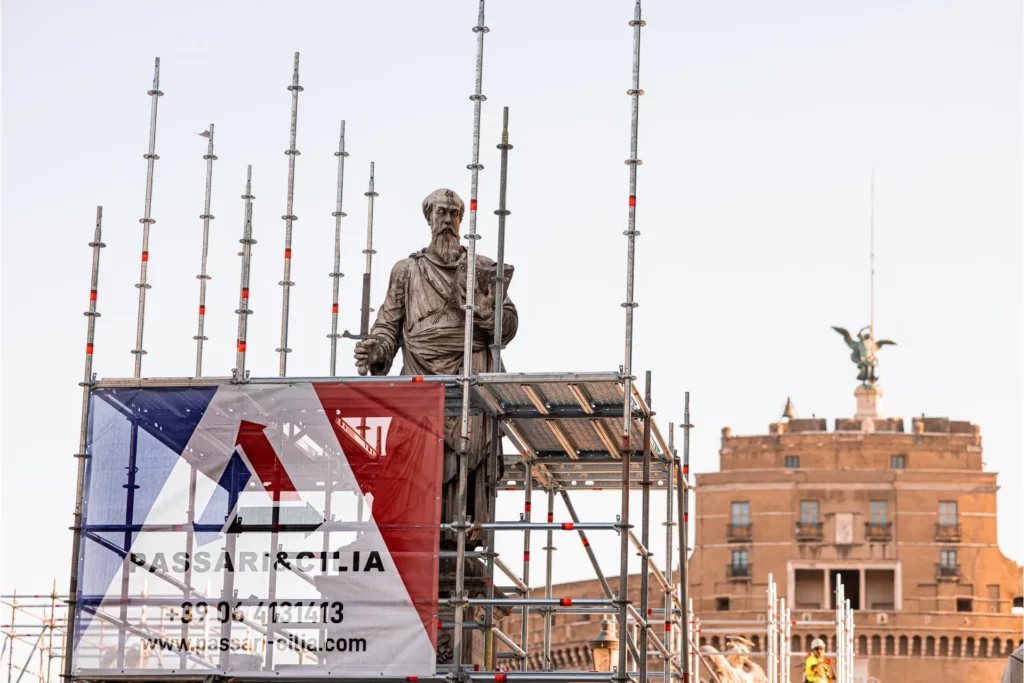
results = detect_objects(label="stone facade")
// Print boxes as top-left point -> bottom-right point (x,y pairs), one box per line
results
691,412 -> 1023,682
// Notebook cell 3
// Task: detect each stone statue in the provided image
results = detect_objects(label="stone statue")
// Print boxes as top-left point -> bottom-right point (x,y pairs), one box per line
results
832,325 -> 896,386
354,188 -> 517,547
699,638 -> 768,683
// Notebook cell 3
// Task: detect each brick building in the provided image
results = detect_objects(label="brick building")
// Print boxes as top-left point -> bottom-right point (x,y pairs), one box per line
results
690,388 -> 1023,681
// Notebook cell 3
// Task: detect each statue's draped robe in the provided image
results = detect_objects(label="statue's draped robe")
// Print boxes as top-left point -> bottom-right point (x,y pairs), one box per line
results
366,246 -> 517,544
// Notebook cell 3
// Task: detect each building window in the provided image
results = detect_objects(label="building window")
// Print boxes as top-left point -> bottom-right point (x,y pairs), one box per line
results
957,598 -> 973,613
731,549 -> 749,568
800,500 -> 819,524
731,502 -> 750,526
785,455 -> 800,468
716,597 -> 730,611
870,500 -> 888,525
939,501 -> 958,527
940,549 -> 958,568
890,455 -> 906,469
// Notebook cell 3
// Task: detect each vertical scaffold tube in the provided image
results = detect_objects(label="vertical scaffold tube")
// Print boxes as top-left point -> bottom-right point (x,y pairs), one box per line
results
843,598 -> 851,679
46,581 -> 56,683
688,598 -> 697,679
618,3 -> 644,680
327,121 -> 348,375
453,0 -> 488,675
344,162 -> 377,345
835,582 -> 844,683
277,52 -> 302,376
194,123 -> 217,376
491,106 -> 511,371
63,207 -> 105,680
131,58 -> 163,377
542,487 -> 555,670
678,392 -> 691,681
180,465 -> 197,669
235,167 -> 256,380
663,423 -> 676,683
520,462 -> 533,671
362,163 -> 377,336
779,597 -> 788,683
484,106 -> 512,670
639,372 -> 652,683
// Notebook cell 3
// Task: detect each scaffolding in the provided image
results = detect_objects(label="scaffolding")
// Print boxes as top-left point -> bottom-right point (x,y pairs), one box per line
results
687,574 -> 856,683
27,2 -> 731,683
1,587 -> 67,683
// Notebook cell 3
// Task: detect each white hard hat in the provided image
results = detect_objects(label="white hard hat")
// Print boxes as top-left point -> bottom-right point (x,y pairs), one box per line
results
811,638 -> 826,650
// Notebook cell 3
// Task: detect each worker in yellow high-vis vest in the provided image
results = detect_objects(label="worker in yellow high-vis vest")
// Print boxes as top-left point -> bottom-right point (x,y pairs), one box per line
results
804,639 -> 836,683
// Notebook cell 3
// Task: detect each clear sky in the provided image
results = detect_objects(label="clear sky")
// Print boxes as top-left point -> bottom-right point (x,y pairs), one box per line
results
1,0 -> 1021,595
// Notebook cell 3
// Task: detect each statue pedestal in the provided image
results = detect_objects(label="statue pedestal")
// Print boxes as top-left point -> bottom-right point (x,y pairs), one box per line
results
854,385 -> 882,432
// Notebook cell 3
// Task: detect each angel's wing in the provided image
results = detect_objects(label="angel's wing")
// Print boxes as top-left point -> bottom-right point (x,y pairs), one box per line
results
875,339 -> 897,349
831,326 -> 856,349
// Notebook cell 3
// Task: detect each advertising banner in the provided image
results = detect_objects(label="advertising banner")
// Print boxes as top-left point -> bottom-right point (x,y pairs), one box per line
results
71,382 -> 444,677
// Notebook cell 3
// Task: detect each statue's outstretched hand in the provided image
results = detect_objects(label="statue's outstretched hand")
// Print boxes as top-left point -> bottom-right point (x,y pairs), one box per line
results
476,277 -> 497,327
354,338 -> 385,376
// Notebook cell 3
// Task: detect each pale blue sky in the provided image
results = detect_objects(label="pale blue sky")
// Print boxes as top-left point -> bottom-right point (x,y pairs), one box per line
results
1,0 -> 1021,594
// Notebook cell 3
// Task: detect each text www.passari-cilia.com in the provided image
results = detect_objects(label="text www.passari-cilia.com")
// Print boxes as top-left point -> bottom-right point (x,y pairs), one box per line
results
142,635 -> 368,653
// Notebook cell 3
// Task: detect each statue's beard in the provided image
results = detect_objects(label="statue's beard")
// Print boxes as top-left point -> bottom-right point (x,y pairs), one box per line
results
430,228 -> 461,264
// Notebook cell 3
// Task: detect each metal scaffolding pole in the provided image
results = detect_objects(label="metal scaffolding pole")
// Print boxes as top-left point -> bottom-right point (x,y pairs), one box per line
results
117,426 -> 142,664
44,585 -> 55,683
663,423 -> 675,683
846,599 -> 854,683
618,2 -> 644,681
835,581 -> 844,683
689,600 -> 698,682
678,392 -> 691,681
542,487 -> 555,670
131,58 -> 163,377
491,106 -> 511,372
62,207 -> 105,681
520,463 -> 533,672
193,123 -> 217,376
638,372 -> 652,683
484,106 -> 512,671
327,121 -> 349,375
782,593 -> 790,683
452,0 -> 488,674
344,162 -> 377,344
783,601 -> 792,683
277,52 -> 302,376
235,166 -> 256,381
179,464 -> 197,670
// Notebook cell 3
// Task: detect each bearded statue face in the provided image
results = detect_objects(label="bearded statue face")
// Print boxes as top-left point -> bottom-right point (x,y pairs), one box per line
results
423,188 -> 464,264
430,198 -> 461,237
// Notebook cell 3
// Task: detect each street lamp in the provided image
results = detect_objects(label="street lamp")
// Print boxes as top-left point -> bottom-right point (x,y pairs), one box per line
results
589,619 -> 619,672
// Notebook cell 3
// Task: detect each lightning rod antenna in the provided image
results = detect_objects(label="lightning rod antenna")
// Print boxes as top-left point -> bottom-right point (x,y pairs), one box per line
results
870,163 -> 876,345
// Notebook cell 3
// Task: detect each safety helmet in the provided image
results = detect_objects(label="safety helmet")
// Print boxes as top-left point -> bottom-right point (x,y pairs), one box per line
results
811,638 -> 826,650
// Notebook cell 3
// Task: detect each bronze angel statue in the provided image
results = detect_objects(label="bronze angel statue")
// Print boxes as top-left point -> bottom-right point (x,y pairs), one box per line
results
832,325 -> 896,386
